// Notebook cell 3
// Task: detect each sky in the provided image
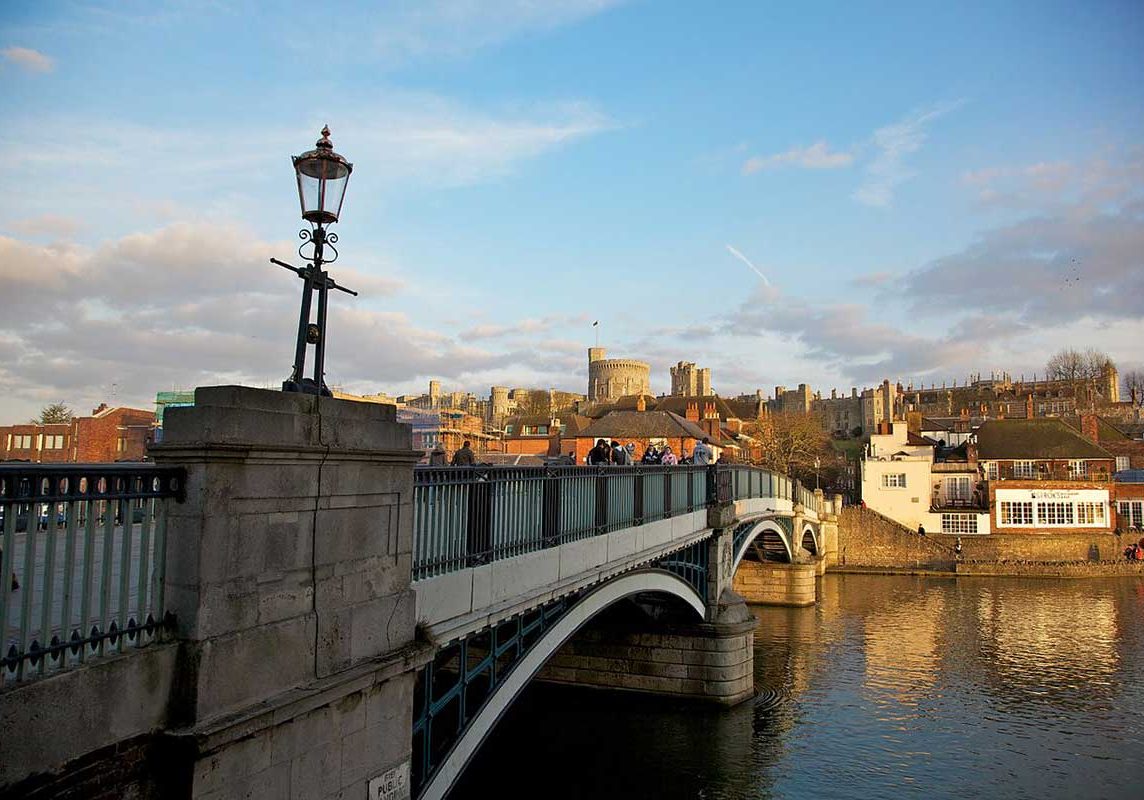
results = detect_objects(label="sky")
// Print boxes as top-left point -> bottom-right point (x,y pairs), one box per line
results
1,0 -> 1142,420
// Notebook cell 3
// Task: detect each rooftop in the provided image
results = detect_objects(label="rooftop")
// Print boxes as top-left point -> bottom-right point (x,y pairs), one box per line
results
975,418 -> 1112,461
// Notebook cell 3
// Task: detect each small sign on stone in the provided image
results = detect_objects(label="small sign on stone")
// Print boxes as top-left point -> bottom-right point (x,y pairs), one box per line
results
368,761 -> 410,800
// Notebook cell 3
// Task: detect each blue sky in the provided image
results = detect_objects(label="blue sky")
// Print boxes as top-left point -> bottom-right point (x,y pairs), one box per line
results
1,1 -> 1142,419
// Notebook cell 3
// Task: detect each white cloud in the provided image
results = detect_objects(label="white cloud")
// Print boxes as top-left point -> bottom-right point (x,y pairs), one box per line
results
853,100 -> 963,207
742,141 -> 853,174
366,0 -> 626,66
0,224 -> 593,420
7,213 -> 84,239
2,46 -> 54,73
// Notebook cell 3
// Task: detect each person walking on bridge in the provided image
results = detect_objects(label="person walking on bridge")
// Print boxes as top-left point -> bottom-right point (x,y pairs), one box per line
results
451,440 -> 476,466
692,437 -> 713,466
588,438 -> 612,465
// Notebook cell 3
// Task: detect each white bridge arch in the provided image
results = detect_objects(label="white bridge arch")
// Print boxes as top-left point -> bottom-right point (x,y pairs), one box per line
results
419,569 -> 706,800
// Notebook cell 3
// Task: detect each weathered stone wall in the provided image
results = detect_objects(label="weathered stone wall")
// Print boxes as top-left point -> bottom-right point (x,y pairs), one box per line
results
839,505 -> 1129,570
838,506 -> 954,569
185,665 -> 416,800
953,561 -> 1144,577
0,644 -> 177,796
951,532 -> 1124,562
537,614 -> 754,706
733,559 -> 817,606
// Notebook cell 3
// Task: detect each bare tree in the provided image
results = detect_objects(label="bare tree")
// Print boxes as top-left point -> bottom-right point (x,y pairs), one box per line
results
1123,370 -> 1144,407
516,390 -> 552,418
31,402 -> 75,425
742,412 -> 831,481
1045,347 -> 1116,409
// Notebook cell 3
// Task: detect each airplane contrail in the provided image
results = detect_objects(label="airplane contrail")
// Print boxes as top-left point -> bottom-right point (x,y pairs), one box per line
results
725,244 -> 770,285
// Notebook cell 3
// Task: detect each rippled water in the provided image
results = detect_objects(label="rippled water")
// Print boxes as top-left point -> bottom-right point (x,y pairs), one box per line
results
456,575 -> 1144,799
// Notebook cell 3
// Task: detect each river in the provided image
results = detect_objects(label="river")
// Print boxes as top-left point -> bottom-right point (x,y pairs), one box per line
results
455,574 -> 1144,799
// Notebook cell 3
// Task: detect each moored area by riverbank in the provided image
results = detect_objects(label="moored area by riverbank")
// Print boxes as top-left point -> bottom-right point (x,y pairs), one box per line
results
833,561 -> 1144,578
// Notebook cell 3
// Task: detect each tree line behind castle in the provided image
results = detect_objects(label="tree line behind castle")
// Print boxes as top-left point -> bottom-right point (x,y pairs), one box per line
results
4,347 -> 1141,499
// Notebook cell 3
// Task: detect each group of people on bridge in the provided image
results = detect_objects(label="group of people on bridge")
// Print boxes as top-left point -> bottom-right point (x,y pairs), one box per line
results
586,437 -> 716,467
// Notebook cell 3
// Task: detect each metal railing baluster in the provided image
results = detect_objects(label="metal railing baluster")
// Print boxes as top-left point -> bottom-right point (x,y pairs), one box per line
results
17,499 -> 39,681
59,497 -> 79,667
135,498 -> 152,648
97,498 -> 115,658
117,498 -> 133,654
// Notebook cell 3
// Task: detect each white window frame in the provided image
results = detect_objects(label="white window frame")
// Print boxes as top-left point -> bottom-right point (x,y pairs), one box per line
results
1013,460 -> 1036,479
999,501 -> 1034,526
1035,501 -> 1075,526
881,473 -> 907,489
945,476 -> 971,502
1067,460 -> 1088,479
1076,502 -> 1105,525
1115,456 -> 1130,472
941,513 -> 978,534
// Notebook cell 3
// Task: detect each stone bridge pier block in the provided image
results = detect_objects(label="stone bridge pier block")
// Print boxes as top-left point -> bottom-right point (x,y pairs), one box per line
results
151,386 -> 430,800
820,493 -> 843,568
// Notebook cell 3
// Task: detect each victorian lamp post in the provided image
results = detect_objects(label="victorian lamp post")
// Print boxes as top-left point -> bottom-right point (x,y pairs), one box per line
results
273,125 -> 357,396
814,456 -> 821,491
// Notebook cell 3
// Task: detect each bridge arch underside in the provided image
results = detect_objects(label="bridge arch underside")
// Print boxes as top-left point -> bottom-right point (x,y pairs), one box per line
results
731,518 -> 820,570
414,570 -> 705,800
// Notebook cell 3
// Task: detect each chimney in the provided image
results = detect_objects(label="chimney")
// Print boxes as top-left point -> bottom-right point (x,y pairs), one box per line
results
726,418 -> 742,434
851,387 -> 857,398
702,418 -> 721,439
636,395 -> 647,412
686,401 -> 699,422
703,401 -> 718,420
1080,413 -> 1100,443
882,379 -> 892,423
967,440 -> 979,465
1025,393 -> 1034,419
907,410 -> 922,435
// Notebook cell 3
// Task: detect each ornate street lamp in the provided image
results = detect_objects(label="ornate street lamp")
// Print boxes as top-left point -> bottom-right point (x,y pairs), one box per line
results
272,126 -> 358,396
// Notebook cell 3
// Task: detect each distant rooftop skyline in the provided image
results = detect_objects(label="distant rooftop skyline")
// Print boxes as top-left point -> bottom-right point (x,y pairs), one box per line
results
2,1 -> 1142,421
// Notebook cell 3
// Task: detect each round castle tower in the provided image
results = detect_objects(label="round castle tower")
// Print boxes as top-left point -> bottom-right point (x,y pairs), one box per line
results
587,348 -> 651,403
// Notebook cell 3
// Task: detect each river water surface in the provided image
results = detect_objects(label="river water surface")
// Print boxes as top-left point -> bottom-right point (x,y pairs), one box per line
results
456,574 -> 1144,799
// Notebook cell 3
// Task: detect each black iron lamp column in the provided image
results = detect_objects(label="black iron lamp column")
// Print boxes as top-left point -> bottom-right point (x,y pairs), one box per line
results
273,125 -> 357,396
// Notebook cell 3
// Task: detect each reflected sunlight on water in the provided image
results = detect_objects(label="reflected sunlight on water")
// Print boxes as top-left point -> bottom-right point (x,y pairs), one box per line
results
457,575 -> 1144,800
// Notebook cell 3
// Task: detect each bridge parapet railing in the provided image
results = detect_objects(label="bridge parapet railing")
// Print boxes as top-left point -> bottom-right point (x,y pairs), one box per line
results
413,465 -> 728,580
0,462 -> 186,686
412,464 -> 796,580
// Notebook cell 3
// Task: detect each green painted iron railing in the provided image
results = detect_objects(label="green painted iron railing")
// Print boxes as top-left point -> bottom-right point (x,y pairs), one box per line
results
412,464 -> 793,581
0,463 -> 185,685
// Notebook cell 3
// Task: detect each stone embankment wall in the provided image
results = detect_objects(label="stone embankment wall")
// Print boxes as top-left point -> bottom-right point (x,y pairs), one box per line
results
953,533 -> 1124,562
953,561 -> 1144,578
838,505 -> 1137,574
837,506 -> 953,569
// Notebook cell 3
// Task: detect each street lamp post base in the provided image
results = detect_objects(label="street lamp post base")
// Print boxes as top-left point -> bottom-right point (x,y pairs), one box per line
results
282,377 -> 331,397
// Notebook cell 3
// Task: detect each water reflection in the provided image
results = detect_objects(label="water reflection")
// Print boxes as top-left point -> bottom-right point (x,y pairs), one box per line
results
457,575 -> 1144,799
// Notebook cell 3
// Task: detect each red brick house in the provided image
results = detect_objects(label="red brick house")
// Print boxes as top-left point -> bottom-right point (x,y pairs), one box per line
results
0,404 -> 156,463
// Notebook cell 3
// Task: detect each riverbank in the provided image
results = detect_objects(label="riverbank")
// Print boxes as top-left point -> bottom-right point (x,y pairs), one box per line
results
831,561 -> 1144,578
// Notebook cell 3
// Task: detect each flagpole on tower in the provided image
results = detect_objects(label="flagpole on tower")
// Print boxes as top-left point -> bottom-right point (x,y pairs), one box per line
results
593,320 -> 599,348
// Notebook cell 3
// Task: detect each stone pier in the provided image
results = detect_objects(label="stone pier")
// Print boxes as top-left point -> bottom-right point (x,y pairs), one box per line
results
1,387 -> 430,800
733,559 -> 817,607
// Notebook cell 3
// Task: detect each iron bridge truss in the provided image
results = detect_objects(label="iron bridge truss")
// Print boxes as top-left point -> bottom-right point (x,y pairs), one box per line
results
410,537 -> 711,797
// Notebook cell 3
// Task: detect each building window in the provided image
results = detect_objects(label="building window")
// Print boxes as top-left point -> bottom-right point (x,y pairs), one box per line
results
1115,456 -> 1130,472
1067,460 -> 1088,479
537,425 -> 548,435
1036,501 -> 1075,526
941,513 -> 978,534
881,473 -> 907,488
1121,502 -> 1144,529
1076,502 -> 1106,525
1012,461 -> 1036,479
1000,501 -> 1033,526
504,425 -> 514,435
945,476 -> 971,502
986,462 -> 998,481
43,434 -> 65,449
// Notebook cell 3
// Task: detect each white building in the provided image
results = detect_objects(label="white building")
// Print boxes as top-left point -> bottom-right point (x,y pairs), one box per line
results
860,421 -> 991,535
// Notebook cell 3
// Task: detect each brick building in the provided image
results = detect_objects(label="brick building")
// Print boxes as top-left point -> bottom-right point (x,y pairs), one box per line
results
569,410 -> 725,464
1,404 -> 156,463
